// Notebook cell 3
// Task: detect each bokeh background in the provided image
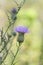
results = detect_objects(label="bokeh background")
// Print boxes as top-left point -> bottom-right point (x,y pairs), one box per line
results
0,0 -> 43,65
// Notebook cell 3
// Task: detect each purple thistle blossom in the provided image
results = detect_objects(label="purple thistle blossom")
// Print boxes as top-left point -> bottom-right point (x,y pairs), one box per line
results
11,8 -> 17,20
15,26 -> 28,33
11,8 -> 17,14
13,26 -> 28,44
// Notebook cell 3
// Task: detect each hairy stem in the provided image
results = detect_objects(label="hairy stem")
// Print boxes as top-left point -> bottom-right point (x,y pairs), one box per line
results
11,45 -> 20,65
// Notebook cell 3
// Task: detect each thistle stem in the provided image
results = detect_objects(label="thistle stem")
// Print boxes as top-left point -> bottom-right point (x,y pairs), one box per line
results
11,44 -> 20,65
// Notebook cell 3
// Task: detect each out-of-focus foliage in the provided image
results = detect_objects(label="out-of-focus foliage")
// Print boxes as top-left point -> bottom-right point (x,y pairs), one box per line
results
17,8 -> 38,20
0,0 -> 43,65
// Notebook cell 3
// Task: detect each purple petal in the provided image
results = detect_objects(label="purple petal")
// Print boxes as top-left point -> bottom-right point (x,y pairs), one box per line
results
15,26 -> 28,33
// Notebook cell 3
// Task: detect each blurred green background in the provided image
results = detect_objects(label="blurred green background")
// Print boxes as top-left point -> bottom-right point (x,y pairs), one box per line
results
0,0 -> 43,65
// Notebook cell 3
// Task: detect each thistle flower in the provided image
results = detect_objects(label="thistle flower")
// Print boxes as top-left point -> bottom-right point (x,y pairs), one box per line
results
11,8 -> 17,14
14,26 -> 28,44
15,26 -> 28,33
11,8 -> 17,20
